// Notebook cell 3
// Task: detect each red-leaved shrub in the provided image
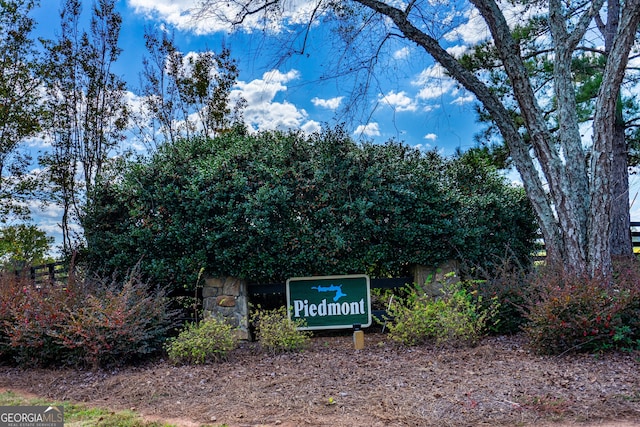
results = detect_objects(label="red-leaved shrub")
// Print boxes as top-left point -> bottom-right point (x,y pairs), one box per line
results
0,267 -> 177,368
0,275 -> 78,366
54,278 -> 176,368
524,258 -> 640,355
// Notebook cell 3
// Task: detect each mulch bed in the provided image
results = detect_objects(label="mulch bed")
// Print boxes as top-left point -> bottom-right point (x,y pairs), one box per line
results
1,332 -> 639,426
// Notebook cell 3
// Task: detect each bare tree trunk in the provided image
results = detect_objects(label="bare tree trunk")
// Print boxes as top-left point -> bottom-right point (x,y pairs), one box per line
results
588,0 -> 640,276
351,0 -> 640,277
597,0 -> 633,257
610,113 -> 632,256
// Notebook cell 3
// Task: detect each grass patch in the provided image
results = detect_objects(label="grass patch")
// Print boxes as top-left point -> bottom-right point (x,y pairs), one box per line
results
0,390 -> 174,427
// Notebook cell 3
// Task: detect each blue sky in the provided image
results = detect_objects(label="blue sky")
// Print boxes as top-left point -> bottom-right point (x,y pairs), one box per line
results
31,0 -> 483,154
24,0 -> 640,248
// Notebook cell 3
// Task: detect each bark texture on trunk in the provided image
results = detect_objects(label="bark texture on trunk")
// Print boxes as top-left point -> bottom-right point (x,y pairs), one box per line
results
351,0 -> 640,277
610,116 -> 632,256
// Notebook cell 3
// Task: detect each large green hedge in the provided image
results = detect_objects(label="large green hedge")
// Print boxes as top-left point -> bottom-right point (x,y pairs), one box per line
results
82,127 -> 537,291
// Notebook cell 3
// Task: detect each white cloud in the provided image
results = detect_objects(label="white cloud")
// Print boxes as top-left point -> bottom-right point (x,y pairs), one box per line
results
128,0 -> 201,30
444,7 -> 490,44
24,135 -> 50,149
354,123 -> 380,137
235,69 -> 300,106
393,47 -> 410,60
422,104 -> 440,113
424,133 -> 437,141
128,65 -> 309,137
444,1 -> 546,46
502,1 -> 547,32
301,120 -> 321,134
412,63 -> 446,86
451,94 -> 475,105
379,90 -> 417,112
128,0 -> 323,34
446,45 -> 468,58
413,64 -> 458,100
243,100 -> 307,132
233,69 -> 309,131
311,96 -> 343,110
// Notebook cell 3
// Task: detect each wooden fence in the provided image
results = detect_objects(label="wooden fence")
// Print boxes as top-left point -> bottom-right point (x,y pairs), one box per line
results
14,261 -> 69,285
632,222 -> 640,253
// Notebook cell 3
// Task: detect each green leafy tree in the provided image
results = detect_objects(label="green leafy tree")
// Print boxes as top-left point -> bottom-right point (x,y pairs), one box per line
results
40,0 -> 128,252
136,28 -> 245,148
0,0 -> 44,222
0,224 -> 54,271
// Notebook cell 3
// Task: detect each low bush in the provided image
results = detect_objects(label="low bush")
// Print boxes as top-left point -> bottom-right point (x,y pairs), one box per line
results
165,317 -> 238,364
385,289 -> 447,346
0,275 -> 77,366
464,257 -> 533,335
55,278 -> 176,368
251,305 -> 311,354
0,268 -> 177,368
524,258 -> 640,355
384,277 -> 499,347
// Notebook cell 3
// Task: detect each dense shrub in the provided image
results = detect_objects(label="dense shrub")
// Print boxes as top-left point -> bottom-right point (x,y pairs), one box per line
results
165,317 -> 238,364
55,279 -> 176,368
464,257 -> 533,335
524,259 -> 640,355
0,269 -> 177,368
250,305 -> 311,354
384,277 -> 499,347
82,127 -> 538,291
446,148 -> 539,271
0,275 -> 73,366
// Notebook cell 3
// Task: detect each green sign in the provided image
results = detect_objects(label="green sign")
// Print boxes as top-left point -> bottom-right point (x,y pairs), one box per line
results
286,274 -> 371,330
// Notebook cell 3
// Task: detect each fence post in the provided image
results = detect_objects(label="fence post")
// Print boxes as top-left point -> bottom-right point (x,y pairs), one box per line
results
48,263 -> 56,283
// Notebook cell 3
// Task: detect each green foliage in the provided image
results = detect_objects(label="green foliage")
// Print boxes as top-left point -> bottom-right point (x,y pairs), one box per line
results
465,257 -> 533,335
384,288 -> 447,347
0,224 -> 54,270
524,258 -> 640,355
0,268 -> 177,368
83,127 -> 538,291
165,317 -> 238,364
447,148 -> 539,271
384,278 -> 499,347
0,0 -> 44,222
40,0 -> 129,252
250,305 -> 311,354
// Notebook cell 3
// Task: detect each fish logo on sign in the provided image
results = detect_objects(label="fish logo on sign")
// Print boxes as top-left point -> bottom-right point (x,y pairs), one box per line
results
311,284 -> 347,302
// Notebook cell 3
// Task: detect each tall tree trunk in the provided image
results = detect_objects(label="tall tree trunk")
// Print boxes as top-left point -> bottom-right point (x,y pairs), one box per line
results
589,0 -> 640,276
598,0 -> 633,257
610,110 -> 632,255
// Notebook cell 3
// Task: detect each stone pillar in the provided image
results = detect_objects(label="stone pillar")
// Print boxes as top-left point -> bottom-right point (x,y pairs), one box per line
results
202,277 -> 249,340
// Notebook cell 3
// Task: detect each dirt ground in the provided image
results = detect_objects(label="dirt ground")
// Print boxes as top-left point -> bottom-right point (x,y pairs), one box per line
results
0,332 -> 639,427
